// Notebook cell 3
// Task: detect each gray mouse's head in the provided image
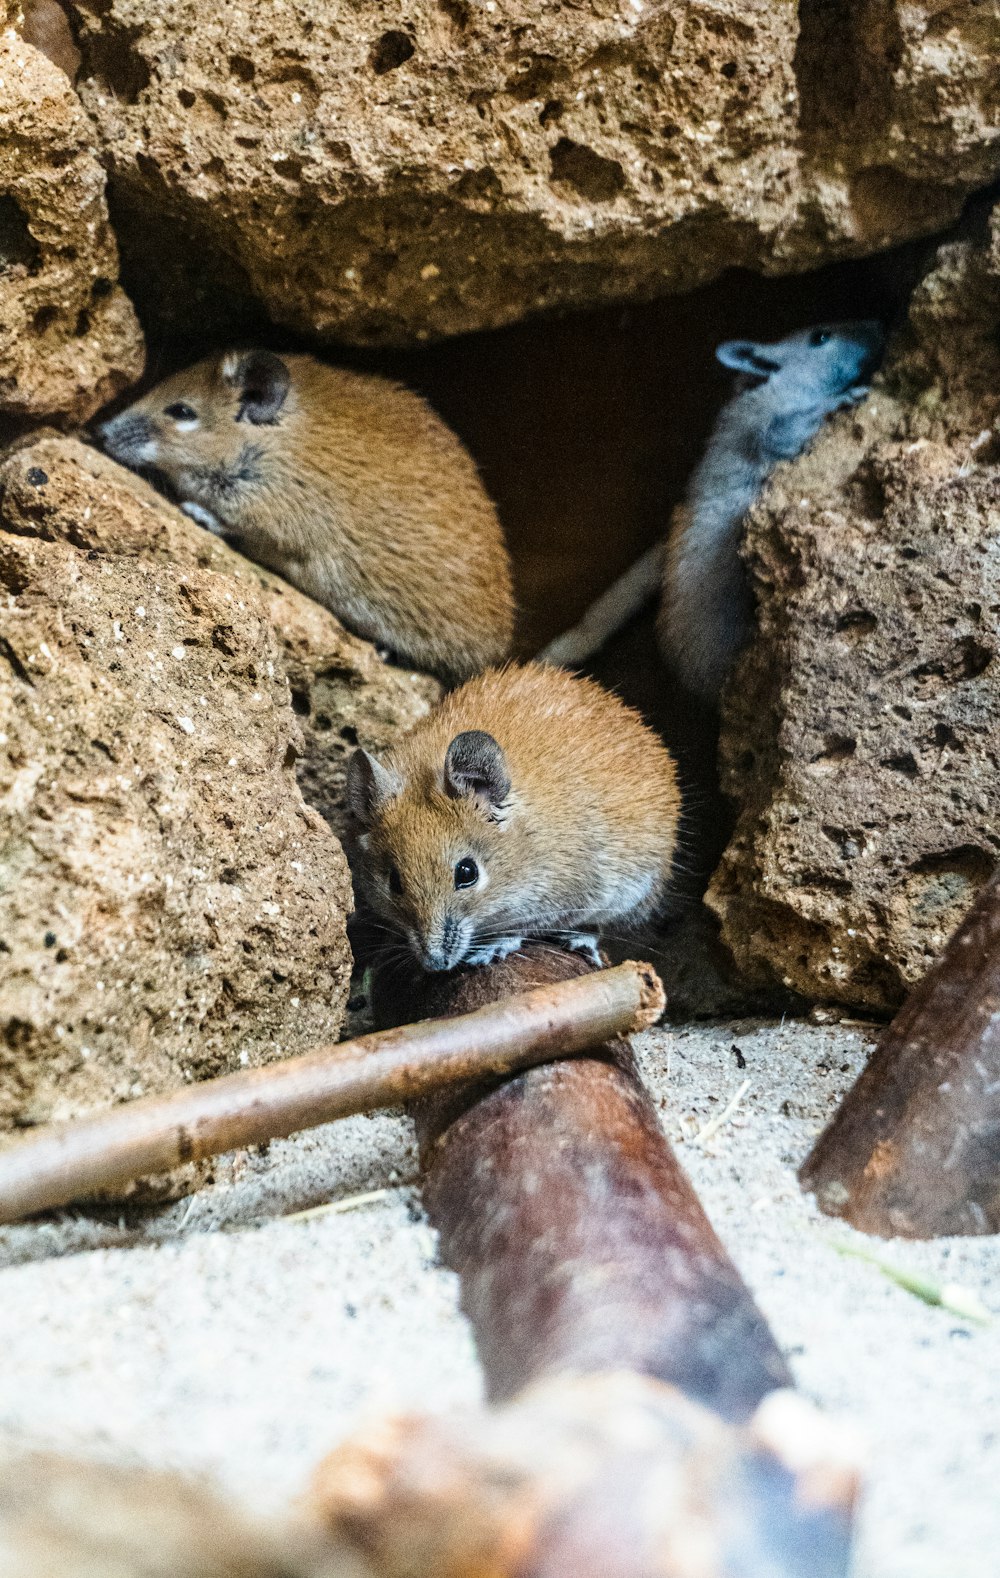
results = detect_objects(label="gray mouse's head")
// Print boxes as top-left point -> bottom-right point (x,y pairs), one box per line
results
715,321 -> 884,405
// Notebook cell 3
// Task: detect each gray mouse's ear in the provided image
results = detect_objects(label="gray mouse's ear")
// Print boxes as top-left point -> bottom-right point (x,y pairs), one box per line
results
346,749 -> 401,825
444,730 -> 511,810
224,350 -> 291,424
715,340 -> 781,378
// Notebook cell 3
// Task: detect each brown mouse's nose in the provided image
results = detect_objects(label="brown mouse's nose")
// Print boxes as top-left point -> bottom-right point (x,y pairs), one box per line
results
414,915 -> 466,973
98,411 -> 156,464
419,947 -> 453,972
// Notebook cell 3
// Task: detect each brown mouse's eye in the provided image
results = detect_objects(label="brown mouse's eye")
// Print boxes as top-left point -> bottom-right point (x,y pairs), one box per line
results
164,401 -> 198,422
388,865 -> 403,895
454,857 -> 478,889
808,329 -> 831,348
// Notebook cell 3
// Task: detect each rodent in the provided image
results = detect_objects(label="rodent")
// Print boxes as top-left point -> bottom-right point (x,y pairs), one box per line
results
660,320 -> 884,702
539,321 -> 884,695
98,350 -> 514,685
346,662 -> 681,972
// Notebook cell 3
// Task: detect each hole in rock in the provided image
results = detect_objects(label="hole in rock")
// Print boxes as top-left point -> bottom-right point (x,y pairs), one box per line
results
814,735 -> 857,765
881,752 -> 919,778
549,137 -> 626,202
908,846 -> 995,884
835,609 -> 878,639
370,30 -> 416,74
0,196 -> 41,276
229,54 -> 256,83
437,0 -> 469,24
86,22 -> 151,103
31,304 -> 60,334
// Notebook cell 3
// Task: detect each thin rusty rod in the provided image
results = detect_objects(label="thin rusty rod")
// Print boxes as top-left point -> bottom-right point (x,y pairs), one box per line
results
0,960 -> 664,1225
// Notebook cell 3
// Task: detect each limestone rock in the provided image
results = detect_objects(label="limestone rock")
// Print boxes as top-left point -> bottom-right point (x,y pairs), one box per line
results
0,28 -> 143,424
64,0 -> 1000,345
0,434 -> 369,1135
708,218 -> 1000,1013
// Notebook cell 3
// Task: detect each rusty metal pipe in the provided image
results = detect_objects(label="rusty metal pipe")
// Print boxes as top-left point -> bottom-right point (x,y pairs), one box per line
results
374,944 -> 791,1421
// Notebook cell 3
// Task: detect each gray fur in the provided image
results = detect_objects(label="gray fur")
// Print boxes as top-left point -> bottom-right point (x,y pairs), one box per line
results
661,320 -> 884,703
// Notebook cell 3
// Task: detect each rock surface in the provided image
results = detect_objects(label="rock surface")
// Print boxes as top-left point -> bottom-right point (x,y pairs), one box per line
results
0,27 -> 143,424
64,0 -> 1000,345
708,210 -> 1000,1012
0,435 -> 435,1138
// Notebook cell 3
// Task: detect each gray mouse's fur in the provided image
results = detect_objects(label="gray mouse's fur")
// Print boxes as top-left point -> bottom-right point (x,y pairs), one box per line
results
660,319 -> 884,703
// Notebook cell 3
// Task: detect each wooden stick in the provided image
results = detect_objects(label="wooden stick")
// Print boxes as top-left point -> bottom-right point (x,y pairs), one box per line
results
800,871 -> 1000,1238
0,961 -> 664,1225
373,944 -> 790,1421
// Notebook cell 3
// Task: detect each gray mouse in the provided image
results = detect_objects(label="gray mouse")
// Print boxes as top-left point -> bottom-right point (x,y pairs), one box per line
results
661,320 -> 884,701
540,320 -> 884,702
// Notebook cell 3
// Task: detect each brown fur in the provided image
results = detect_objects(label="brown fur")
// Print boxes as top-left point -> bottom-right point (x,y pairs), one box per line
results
349,663 -> 681,970
99,352 -> 514,683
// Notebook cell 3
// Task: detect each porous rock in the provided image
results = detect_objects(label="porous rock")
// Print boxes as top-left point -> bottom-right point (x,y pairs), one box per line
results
65,0 -> 1000,345
0,434 -> 436,1138
0,26 -> 143,424
708,214 -> 1000,1013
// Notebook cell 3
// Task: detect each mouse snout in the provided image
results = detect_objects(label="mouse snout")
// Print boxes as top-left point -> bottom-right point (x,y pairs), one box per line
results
411,913 -> 469,973
98,410 -> 158,466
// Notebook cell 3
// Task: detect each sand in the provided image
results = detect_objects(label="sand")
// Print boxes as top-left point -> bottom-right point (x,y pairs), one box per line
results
0,1016 -> 997,1577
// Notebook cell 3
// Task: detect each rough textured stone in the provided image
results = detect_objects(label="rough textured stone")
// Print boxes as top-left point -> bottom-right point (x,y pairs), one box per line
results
2,434 -> 441,834
0,27 -> 143,424
707,212 -> 1000,1013
64,0 -> 1000,346
0,434 -> 381,1136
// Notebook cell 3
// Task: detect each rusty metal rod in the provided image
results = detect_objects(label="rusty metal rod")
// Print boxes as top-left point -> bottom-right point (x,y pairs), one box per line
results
801,870 -> 1000,1238
0,960 -> 664,1224
373,944 -> 791,1422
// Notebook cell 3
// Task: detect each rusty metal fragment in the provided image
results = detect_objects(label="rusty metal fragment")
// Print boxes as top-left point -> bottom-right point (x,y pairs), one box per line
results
801,871 -> 1000,1237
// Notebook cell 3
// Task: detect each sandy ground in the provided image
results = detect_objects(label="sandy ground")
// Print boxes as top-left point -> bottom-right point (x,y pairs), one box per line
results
0,1016 -> 997,1578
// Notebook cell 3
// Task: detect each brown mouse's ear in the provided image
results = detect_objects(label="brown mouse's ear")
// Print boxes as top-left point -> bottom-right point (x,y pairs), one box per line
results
224,350 -> 291,424
444,731 -> 510,810
346,749 -> 401,825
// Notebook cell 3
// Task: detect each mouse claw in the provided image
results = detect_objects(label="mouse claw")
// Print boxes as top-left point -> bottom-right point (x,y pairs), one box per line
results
466,937 -> 524,967
837,383 -> 871,409
180,501 -> 227,536
562,932 -> 604,967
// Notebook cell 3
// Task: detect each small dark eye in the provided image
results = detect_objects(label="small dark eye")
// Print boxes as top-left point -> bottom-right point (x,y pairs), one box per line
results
454,857 -> 479,889
808,329 -> 831,347
164,401 -> 197,421
388,865 -> 403,895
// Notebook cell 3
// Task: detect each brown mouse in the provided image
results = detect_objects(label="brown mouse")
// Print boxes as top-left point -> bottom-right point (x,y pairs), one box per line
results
347,662 -> 681,971
98,350 -> 514,684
